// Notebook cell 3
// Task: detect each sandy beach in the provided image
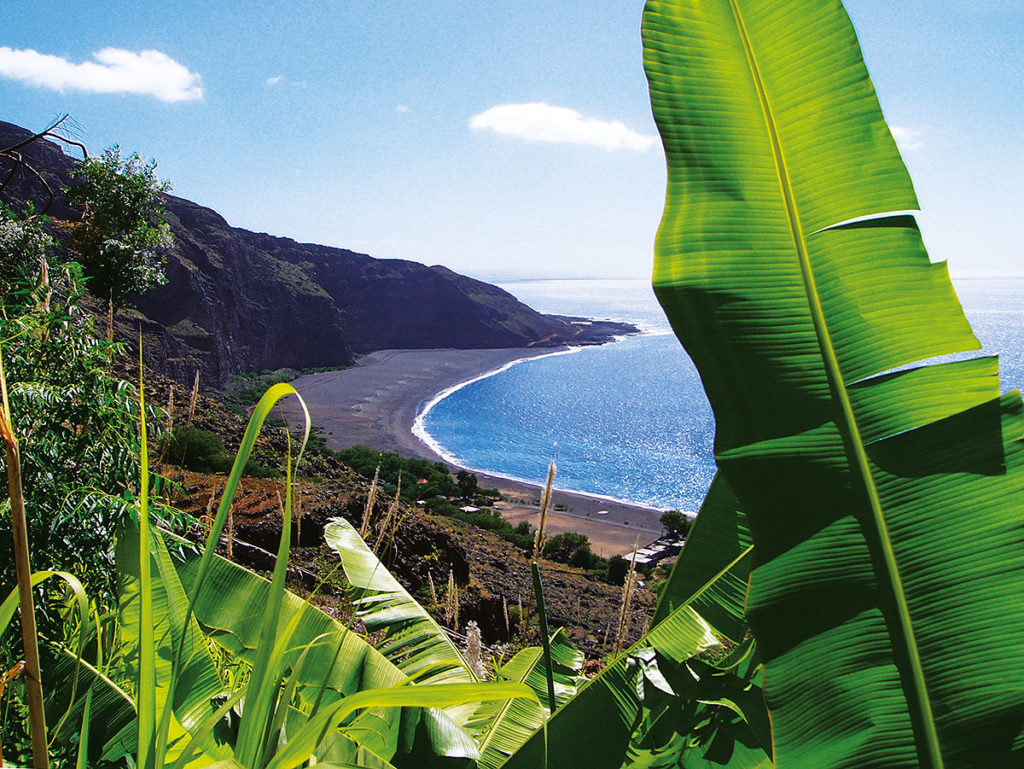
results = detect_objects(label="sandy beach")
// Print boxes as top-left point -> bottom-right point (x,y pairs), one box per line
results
280,348 -> 664,557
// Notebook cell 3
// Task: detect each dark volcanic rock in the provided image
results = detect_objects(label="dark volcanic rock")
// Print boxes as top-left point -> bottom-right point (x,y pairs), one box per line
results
0,120 -> 636,387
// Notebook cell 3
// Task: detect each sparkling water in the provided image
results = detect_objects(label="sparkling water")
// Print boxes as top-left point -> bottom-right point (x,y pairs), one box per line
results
417,277 -> 1024,513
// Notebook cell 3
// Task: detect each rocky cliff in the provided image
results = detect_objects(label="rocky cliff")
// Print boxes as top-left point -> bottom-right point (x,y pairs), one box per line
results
0,120 -> 635,387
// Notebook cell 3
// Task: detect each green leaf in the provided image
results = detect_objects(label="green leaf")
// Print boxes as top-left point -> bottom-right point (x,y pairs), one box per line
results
171,537 -> 476,764
172,543 -> 406,695
1,570 -> 86,639
323,517 -> 476,686
234,437 -> 297,768
468,629 -> 584,769
643,0 -> 1024,766
502,469 -> 759,769
264,682 -> 536,769
502,598 -> 724,768
47,645 -> 137,765
176,383 -> 309,657
115,525 -> 230,766
651,475 -> 752,643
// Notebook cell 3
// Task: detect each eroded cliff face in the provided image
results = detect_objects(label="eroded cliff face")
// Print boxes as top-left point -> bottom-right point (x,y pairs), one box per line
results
1,120 -> 633,387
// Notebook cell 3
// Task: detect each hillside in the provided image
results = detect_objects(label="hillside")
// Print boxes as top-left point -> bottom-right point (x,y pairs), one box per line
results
0,120 -> 635,387
135,364 -> 656,658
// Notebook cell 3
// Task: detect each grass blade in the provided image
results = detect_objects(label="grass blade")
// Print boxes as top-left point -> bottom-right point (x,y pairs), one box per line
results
136,340 -> 157,769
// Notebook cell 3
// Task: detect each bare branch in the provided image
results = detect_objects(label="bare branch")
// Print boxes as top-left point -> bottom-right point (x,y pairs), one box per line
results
5,157 -> 56,218
0,115 -> 78,216
0,114 -> 70,156
0,150 -> 23,198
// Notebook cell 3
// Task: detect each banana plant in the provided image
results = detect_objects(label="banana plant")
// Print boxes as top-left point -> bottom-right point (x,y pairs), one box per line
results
643,0 -> 1024,766
502,475 -> 762,769
171,532 -> 487,766
121,380 -> 533,768
464,628 -> 584,769
324,517 -> 479,688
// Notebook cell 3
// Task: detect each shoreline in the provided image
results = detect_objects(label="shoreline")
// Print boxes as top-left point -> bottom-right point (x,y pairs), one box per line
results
279,347 -> 664,557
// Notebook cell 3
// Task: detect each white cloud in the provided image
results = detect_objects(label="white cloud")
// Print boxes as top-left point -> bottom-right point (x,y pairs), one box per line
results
0,46 -> 203,102
469,102 -> 657,152
266,75 -> 306,88
396,104 -> 410,113
891,125 -> 926,152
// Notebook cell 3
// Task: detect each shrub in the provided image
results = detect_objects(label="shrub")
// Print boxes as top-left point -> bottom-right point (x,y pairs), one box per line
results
543,532 -> 591,563
164,425 -> 280,478
337,445 -> 460,498
659,509 -> 690,540
606,555 -> 630,586
0,232 -> 146,606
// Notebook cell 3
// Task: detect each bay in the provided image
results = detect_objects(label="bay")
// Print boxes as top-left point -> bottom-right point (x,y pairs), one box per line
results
417,277 -> 1024,512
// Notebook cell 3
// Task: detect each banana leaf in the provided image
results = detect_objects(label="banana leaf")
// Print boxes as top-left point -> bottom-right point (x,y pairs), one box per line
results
651,474 -> 752,642
47,645 -> 137,765
171,538 -> 478,764
263,682 -> 536,769
643,0 -> 1024,766
502,478 -> 755,769
323,517 -> 477,686
625,645 -> 772,769
467,629 -> 584,769
116,525 -> 231,766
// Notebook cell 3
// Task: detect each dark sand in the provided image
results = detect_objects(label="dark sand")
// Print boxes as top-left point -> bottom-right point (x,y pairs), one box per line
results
279,348 -> 663,557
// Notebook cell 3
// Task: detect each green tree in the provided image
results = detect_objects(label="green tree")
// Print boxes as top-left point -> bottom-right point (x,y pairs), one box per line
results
543,531 -> 591,563
63,146 -> 172,340
0,251 -> 145,607
659,509 -> 689,540
606,554 -> 630,586
456,468 -> 479,497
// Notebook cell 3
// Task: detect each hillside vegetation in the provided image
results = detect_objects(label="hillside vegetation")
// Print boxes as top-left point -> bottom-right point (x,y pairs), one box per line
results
4,0 -> 1023,766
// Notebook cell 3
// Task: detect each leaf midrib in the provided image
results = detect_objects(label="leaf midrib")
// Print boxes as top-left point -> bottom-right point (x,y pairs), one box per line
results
722,1 -> 943,765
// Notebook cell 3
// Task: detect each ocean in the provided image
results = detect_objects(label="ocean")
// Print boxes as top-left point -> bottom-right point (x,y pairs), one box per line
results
416,277 -> 1024,513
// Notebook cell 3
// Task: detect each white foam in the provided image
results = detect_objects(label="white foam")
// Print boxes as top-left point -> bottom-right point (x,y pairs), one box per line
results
412,346 -> 581,465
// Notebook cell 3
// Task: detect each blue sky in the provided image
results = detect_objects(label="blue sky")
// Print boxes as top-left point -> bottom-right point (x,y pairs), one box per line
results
1,1 -> 1021,279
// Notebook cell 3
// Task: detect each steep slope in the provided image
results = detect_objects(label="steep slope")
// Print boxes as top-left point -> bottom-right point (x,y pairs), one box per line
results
0,120 -> 634,386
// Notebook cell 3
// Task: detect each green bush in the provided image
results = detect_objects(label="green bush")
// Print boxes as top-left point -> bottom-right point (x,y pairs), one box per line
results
165,425 -> 281,478
337,445 -> 460,499
166,426 -> 224,471
0,215 -> 147,606
543,532 -> 591,563
606,555 -> 630,586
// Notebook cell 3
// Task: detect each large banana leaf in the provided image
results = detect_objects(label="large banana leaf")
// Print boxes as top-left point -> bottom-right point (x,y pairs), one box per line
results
323,517 -> 477,686
172,541 -> 407,695
502,480 -> 756,769
643,1 -> 1024,766
651,474 -> 752,642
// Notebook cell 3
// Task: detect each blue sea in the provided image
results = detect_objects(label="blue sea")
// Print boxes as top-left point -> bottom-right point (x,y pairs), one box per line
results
416,277 -> 1024,514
